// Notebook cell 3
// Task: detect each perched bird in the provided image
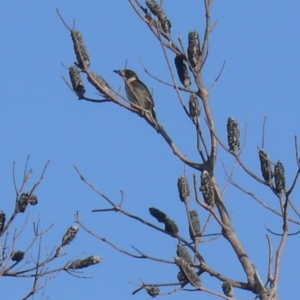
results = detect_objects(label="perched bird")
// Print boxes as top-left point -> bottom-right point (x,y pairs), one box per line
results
114,69 -> 157,123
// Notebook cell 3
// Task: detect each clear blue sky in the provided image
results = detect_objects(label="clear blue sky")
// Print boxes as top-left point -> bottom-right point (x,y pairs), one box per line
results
1,1 -> 300,299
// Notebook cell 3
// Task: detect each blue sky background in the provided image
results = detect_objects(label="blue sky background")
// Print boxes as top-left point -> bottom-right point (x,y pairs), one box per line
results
1,1 -> 300,299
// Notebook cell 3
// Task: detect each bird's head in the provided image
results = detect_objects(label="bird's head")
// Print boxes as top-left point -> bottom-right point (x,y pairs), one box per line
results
114,69 -> 138,81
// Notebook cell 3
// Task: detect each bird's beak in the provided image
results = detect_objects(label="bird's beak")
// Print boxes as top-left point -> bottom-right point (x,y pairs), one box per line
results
113,70 -> 122,76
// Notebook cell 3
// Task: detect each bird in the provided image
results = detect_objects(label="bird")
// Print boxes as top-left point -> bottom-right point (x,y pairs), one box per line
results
114,69 -> 157,123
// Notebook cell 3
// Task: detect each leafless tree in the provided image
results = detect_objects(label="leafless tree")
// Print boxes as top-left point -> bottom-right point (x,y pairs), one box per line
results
0,156 -> 101,299
59,1 -> 299,299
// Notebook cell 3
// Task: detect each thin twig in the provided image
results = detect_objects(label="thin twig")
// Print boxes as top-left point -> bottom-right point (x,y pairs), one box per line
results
229,177 -> 300,225
262,115 -> 267,149
272,194 -> 289,289
208,61 -> 226,92
76,213 -> 174,263
266,234 -> 274,285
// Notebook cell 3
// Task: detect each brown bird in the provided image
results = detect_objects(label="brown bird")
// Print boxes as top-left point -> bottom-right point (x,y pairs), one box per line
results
114,69 -> 157,123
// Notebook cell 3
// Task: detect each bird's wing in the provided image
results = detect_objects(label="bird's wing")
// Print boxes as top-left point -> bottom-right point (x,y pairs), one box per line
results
139,81 -> 155,107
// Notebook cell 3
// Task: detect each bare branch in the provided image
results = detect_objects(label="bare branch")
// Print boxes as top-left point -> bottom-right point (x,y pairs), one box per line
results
76,213 -> 174,264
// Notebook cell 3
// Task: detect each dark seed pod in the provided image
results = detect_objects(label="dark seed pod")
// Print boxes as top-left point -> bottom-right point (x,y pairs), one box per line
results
175,257 -> 201,288
0,211 -> 6,232
145,0 -> 171,34
164,218 -> 179,235
189,210 -> 201,241
177,176 -> 190,202
227,117 -> 240,152
222,281 -> 234,297
11,250 -> 25,262
146,286 -> 160,297
259,149 -> 273,182
160,18 -> 171,35
87,71 -> 110,96
16,194 -> 29,213
187,30 -> 201,71
71,30 -> 90,69
69,65 -> 85,98
176,245 -> 193,265
149,207 -> 167,223
61,225 -> 79,246
145,12 -> 154,24
65,255 -> 101,270
274,161 -> 285,194
19,193 -> 38,206
149,208 -> 178,234
177,271 -> 188,286
200,171 -> 215,206
27,194 -> 38,206
189,93 -> 200,124
174,55 -> 191,88
16,193 -> 37,213
145,0 -> 159,15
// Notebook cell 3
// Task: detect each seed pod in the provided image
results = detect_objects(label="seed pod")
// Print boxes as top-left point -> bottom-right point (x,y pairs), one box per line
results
274,161 -> 285,194
0,211 -> 6,232
20,193 -> 38,206
71,30 -> 90,69
175,257 -> 201,288
174,55 -> 191,88
160,17 -> 171,35
200,171 -> 215,206
145,0 -> 159,15
187,30 -> 201,71
189,93 -> 200,124
145,12 -> 155,24
16,194 -> 29,213
176,245 -> 193,265
28,194 -> 38,205
87,71 -> 110,96
227,117 -> 240,152
177,175 -> 190,202
61,225 -> 79,246
146,286 -> 160,297
145,0 -> 171,34
259,149 -> 273,182
164,218 -> 179,235
65,255 -> 101,270
189,210 -> 201,241
177,271 -> 188,286
222,281 -> 234,297
149,208 -> 178,234
149,207 -> 167,223
69,65 -> 85,98
11,251 -> 25,262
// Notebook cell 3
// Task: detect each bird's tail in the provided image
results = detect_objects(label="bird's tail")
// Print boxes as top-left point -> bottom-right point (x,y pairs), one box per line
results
150,108 -> 160,132
151,107 -> 157,123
